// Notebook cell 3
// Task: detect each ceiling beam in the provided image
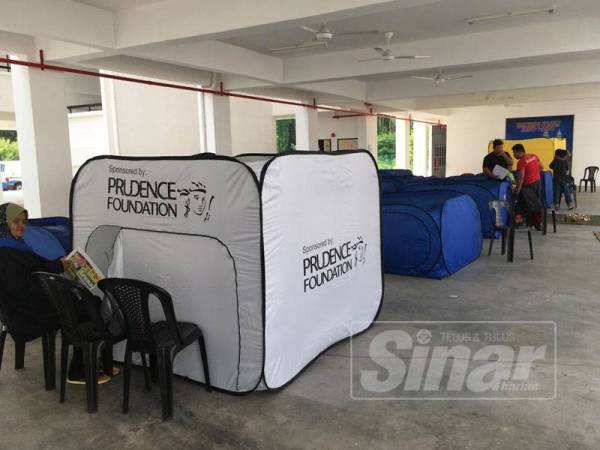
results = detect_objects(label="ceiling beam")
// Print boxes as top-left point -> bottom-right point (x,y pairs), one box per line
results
0,0 -> 115,49
128,40 -> 284,84
114,0 -> 435,49
413,83 -> 600,111
295,80 -> 367,101
366,56 -> 600,102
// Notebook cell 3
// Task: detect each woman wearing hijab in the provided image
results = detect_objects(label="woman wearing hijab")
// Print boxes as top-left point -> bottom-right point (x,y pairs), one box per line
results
0,203 -> 112,384
0,203 -> 68,324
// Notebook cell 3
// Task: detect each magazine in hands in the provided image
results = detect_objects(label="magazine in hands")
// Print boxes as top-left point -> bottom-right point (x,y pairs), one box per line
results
65,247 -> 104,290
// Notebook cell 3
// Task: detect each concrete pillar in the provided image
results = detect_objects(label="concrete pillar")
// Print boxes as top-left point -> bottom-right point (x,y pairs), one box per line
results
357,115 -> 377,158
99,72 -> 203,157
99,74 -> 120,155
11,62 -> 72,217
395,119 -> 409,169
413,121 -> 429,176
294,106 -> 318,150
204,93 -> 232,155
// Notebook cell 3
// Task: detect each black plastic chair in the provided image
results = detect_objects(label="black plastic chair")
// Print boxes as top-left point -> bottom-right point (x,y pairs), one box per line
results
98,278 -> 211,421
579,166 -> 599,193
34,273 -> 122,413
488,200 -> 533,262
542,207 -> 557,235
0,297 -> 56,391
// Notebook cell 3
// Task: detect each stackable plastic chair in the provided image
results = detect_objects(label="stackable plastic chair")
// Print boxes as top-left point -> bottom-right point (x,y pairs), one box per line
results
0,296 -> 57,391
98,278 -> 211,421
488,200 -> 533,262
34,273 -> 123,413
487,200 -> 509,257
579,166 -> 599,193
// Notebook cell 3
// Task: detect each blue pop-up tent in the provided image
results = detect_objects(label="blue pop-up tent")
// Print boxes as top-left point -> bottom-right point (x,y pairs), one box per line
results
382,191 -> 482,279
379,172 -> 512,204
440,175 -> 512,204
379,169 -> 413,178
380,172 -> 511,238
397,183 -> 496,237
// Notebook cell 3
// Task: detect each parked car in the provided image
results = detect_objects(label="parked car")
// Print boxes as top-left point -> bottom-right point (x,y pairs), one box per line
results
2,176 -> 22,191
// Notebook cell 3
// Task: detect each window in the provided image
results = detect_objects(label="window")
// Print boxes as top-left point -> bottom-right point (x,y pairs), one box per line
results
377,117 -> 395,168
276,118 -> 296,153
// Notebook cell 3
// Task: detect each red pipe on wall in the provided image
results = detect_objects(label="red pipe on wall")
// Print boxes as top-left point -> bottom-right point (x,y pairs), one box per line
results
0,53 -> 445,126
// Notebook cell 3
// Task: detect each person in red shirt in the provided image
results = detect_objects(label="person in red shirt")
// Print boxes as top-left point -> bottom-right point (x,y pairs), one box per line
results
512,144 -> 544,230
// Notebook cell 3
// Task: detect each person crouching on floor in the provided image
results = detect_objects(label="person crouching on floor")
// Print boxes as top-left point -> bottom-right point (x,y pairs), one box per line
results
512,144 -> 543,230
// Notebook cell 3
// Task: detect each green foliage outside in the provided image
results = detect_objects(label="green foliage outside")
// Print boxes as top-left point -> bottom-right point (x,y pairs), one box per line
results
377,132 -> 396,169
276,119 -> 296,153
376,118 -> 415,170
0,137 -> 19,161
377,117 -> 395,169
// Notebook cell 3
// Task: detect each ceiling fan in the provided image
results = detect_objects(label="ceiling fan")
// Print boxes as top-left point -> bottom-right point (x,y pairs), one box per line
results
359,32 -> 430,62
412,72 -> 474,84
269,23 -> 381,54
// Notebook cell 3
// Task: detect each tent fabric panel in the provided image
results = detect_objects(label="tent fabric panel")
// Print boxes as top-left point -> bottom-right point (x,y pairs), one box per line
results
85,225 -> 122,275
440,195 -> 482,275
383,191 -> 460,220
379,169 -> 413,178
382,192 -> 481,279
235,154 -> 277,178
427,176 -> 512,226
540,171 -> 553,208
261,151 -> 382,389
381,180 -> 399,194
107,229 -> 259,391
382,205 -> 440,276
441,176 -> 512,202
399,184 -> 495,238
70,156 -> 263,393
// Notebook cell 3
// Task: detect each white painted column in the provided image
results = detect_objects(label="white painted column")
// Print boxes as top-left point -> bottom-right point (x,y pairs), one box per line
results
395,119 -> 409,169
426,124 -> 433,176
99,72 -> 203,157
357,115 -> 377,158
99,74 -> 120,155
413,121 -> 428,176
294,106 -> 318,150
204,93 -> 232,155
11,63 -> 72,217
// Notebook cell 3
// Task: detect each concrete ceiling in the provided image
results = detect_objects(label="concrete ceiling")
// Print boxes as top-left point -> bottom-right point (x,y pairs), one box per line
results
3,0 -> 600,112
73,0 -> 166,12
224,0 -> 600,57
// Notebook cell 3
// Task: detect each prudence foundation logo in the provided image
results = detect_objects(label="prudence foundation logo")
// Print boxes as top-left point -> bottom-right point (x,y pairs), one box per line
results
105,165 -> 215,222
350,321 -> 557,400
301,236 -> 367,292
177,182 -> 215,222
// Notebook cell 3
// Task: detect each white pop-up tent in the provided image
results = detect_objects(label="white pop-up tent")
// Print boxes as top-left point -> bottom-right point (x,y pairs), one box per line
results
70,151 -> 383,393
